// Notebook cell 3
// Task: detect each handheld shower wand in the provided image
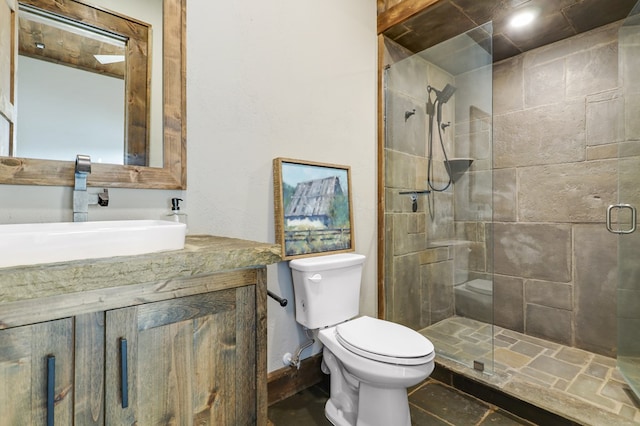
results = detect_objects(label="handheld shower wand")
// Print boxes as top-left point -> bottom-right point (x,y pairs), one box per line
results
426,83 -> 458,195
428,83 -> 456,123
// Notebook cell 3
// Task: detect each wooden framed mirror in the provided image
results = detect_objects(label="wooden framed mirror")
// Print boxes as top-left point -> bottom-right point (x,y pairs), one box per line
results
0,0 -> 186,189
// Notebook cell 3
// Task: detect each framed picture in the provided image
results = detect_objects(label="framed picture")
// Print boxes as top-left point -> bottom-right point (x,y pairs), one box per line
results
273,158 -> 354,260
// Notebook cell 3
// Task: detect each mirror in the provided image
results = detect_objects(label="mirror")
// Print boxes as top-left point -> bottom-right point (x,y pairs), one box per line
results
0,0 -> 186,189
17,1 -> 154,166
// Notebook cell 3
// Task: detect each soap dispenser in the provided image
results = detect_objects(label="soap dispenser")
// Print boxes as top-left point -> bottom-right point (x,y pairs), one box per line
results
167,197 -> 188,227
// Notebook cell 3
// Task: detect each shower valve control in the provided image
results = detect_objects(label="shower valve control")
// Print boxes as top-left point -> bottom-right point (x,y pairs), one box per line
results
399,190 -> 430,213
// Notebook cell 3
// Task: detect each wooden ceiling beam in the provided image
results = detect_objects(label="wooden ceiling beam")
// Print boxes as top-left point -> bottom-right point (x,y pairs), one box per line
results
377,0 -> 442,34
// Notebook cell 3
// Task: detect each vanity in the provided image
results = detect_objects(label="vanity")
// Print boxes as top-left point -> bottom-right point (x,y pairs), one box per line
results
0,1 -> 282,422
0,235 -> 281,425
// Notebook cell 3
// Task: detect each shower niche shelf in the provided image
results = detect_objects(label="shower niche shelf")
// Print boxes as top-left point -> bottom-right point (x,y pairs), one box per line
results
444,158 -> 473,183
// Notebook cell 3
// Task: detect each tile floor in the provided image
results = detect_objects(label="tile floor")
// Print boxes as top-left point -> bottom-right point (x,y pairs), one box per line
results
269,316 -> 640,426
268,378 -> 533,425
421,317 -> 640,425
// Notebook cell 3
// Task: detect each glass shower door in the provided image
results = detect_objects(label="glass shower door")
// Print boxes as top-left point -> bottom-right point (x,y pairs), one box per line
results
382,22 -> 494,373
615,0 -> 640,398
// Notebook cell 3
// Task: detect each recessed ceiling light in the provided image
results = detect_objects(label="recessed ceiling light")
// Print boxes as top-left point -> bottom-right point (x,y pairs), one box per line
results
510,10 -> 537,28
35,42 -> 45,49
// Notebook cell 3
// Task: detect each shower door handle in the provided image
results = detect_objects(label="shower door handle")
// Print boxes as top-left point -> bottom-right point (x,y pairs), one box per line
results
606,204 -> 637,234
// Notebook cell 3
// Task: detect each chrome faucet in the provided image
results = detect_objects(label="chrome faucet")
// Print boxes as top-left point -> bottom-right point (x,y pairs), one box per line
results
73,155 -> 109,222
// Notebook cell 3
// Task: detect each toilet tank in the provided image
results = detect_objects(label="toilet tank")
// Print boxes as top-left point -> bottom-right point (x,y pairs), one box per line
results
289,253 -> 365,329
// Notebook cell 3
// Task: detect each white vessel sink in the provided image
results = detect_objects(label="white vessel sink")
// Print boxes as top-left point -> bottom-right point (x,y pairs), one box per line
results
0,220 -> 187,268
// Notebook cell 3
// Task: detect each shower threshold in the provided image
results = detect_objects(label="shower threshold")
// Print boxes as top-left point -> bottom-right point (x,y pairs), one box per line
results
419,317 -> 640,425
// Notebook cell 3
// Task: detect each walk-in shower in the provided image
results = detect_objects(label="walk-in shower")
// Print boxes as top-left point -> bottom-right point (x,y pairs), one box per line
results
381,2 -> 640,422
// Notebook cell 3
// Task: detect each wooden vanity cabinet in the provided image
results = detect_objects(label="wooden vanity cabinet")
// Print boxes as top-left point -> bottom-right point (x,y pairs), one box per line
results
0,267 -> 268,426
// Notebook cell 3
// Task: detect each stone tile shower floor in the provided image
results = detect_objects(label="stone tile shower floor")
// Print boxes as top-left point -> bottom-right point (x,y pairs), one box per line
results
420,316 -> 640,425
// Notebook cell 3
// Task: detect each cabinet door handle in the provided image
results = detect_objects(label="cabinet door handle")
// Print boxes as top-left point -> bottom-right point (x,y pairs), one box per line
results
120,338 -> 129,408
47,355 -> 55,426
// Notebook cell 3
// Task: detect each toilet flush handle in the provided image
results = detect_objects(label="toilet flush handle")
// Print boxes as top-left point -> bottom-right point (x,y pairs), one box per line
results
309,274 -> 322,283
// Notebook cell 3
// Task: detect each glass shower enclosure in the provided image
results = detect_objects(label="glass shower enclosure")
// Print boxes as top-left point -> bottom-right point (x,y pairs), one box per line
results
382,23 -> 494,372
615,1 -> 640,398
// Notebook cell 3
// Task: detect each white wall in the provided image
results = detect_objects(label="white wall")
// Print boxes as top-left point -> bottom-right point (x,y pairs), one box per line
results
187,0 -> 377,372
0,0 -> 378,374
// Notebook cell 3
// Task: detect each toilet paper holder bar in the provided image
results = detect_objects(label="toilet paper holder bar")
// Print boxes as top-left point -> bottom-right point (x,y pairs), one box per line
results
268,290 -> 288,307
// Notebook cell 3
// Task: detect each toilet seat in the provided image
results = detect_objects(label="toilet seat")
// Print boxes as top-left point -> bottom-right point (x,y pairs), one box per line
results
335,316 -> 434,366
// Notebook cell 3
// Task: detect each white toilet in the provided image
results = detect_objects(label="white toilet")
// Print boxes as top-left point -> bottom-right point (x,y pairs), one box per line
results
289,253 -> 435,426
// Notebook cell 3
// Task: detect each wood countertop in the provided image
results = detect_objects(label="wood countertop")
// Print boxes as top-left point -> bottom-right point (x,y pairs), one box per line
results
0,235 -> 281,305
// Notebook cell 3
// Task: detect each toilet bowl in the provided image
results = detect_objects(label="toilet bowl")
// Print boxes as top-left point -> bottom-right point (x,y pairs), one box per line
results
289,253 -> 436,426
318,316 -> 435,426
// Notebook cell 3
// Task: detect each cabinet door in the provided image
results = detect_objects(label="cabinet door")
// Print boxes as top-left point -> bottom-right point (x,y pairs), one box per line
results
0,318 -> 74,425
74,312 -> 106,425
105,286 -> 257,425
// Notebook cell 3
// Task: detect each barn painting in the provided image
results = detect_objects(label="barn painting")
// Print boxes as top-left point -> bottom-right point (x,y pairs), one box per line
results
273,158 -> 354,259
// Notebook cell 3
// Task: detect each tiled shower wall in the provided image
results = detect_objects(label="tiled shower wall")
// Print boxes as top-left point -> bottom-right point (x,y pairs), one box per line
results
492,21 -> 624,357
385,20 -> 633,359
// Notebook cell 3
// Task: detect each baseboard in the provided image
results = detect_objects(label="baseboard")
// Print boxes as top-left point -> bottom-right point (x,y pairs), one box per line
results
267,353 -> 324,406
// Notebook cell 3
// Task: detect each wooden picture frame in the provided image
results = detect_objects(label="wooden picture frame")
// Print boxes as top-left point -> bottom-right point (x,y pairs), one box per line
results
273,158 -> 354,260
